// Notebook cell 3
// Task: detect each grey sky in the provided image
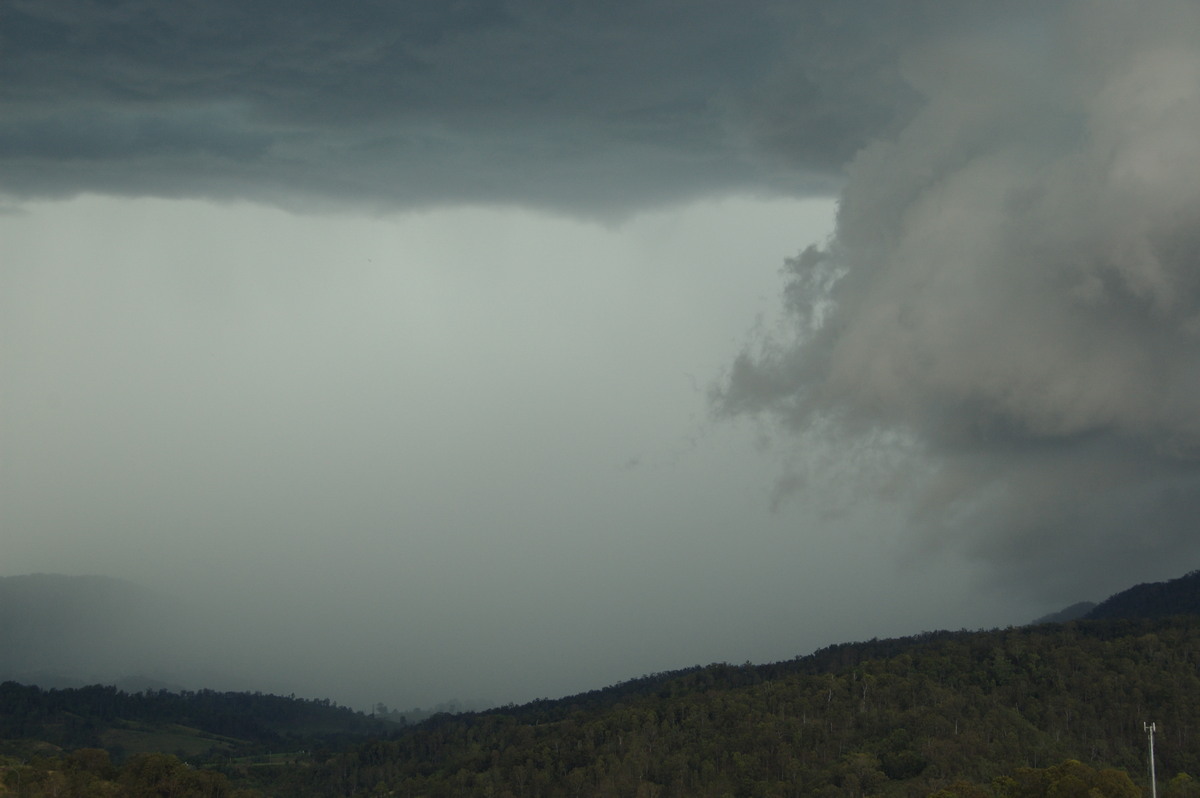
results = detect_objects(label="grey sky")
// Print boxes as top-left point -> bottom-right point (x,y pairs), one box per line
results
3,0 -> 1196,709
3,194 -> 1000,708
0,0 -> 973,213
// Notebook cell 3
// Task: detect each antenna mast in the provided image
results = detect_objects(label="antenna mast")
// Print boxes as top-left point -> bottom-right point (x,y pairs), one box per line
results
1145,722 -> 1158,798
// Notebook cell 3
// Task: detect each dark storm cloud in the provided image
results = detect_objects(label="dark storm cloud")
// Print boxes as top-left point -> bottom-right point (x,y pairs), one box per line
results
0,0 -> 1024,212
716,0 -> 1200,598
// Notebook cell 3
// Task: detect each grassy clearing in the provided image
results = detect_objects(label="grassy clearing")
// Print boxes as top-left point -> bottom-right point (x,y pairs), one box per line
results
230,751 -> 310,766
99,721 -> 246,757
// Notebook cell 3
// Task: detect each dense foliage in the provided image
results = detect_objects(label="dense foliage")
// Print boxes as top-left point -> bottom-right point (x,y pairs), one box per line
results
1086,571 -> 1200,620
0,682 -> 388,757
5,617 -> 1200,797
263,617 -> 1200,797
0,748 -> 261,797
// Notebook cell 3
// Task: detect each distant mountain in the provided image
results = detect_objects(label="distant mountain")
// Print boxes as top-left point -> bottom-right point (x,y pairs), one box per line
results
0,573 -> 252,694
0,574 -> 165,680
1028,569 -> 1200,626
1084,569 -> 1200,620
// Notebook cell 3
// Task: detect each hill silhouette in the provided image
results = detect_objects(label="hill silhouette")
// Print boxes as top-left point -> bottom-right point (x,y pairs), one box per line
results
5,568 -> 1200,796
1085,570 -> 1200,620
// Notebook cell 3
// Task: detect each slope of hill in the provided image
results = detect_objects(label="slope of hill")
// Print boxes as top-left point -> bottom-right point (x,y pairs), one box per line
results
1030,601 -> 1097,624
0,681 -> 392,760
1085,570 -> 1200,620
261,616 -> 1197,797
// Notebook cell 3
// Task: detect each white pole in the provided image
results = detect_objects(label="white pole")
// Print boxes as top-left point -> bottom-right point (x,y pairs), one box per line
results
1145,722 -> 1157,798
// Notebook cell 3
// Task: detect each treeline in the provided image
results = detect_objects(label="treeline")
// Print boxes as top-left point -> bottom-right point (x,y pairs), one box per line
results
255,617 -> 1200,797
4,748 -> 1182,798
0,682 -> 389,755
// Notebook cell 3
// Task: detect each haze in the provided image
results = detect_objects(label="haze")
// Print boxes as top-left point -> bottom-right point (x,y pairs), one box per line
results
4,0 -> 1199,711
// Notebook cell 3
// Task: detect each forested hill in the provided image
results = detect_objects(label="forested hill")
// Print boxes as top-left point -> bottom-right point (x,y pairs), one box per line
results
245,615 -> 1200,797
6,618 -> 1200,797
0,681 -> 389,758
1085,570 -> 1200,620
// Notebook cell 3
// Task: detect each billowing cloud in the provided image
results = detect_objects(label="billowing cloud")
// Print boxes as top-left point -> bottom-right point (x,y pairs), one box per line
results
716,0 -> 1200,598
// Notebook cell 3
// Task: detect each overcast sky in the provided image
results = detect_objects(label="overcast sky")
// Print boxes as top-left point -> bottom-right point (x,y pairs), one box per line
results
4,0 -> 1200,711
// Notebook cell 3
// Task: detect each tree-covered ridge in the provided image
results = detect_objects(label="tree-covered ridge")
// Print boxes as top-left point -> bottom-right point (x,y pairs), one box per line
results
1085,571 -> 1200,620
0,682 -> 389,757
260,618 -> 1200,797
5,616 -> 1200,796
